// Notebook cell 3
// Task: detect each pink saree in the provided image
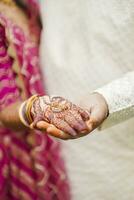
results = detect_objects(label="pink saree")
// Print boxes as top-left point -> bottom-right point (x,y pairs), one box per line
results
0,1 -> 70,199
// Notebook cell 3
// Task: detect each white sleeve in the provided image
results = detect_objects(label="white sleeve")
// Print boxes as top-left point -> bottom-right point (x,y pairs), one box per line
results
95,71 -> 134,130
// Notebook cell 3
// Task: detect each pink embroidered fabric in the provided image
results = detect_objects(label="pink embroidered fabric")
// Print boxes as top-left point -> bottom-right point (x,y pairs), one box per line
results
0,1 -> 70,200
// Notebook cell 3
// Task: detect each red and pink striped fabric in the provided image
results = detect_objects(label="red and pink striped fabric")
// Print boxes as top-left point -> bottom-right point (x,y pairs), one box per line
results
0,1 -> 70,199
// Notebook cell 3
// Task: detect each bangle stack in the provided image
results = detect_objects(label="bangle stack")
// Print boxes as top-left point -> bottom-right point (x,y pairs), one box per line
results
19,101 -> 29,127
25,94 -> 39,124
19,94 -> 39,128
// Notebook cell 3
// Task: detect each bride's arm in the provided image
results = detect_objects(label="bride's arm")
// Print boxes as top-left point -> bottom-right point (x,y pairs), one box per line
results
0,101 -> 27,131
96,71 -> 134,129
0,2 -> 30,131
0,2 -> 90,140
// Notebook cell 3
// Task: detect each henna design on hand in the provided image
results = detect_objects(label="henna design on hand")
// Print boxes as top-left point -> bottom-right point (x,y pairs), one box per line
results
30,96 -> 90,136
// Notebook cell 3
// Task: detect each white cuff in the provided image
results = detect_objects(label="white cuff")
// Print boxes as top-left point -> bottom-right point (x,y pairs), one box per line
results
95,71 -> 134,130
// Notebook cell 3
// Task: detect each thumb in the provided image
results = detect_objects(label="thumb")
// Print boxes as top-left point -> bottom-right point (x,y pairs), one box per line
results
86,105 -> 107,131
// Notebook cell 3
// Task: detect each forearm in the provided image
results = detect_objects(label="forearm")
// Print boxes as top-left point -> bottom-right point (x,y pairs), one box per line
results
96,71 -> 134,129
0,101 -> 28,131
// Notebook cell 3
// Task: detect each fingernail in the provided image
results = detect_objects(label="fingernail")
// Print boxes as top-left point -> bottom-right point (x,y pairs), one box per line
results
70,129 -> 77,136
86,122 -> 93,131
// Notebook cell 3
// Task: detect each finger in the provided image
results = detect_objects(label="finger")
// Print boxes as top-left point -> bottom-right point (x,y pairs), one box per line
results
86,120 -> 94,131
73,121 -> 93,139
36,121 -> 50,131
75,119 -> 95,137
47,125 -> 73,140
30,116 -> 44,129
30,121 -> 38,129
44,108 -> 54,123
30,122 -> 35,129
51,117 -> 77,136
30,118 -> 39,129
77,106 -> 90,121
88,106 -> 104,129
85,117 -> 98,133
64,112 -> 87,132
70,110 -> 89,131
36,121 -> 72,140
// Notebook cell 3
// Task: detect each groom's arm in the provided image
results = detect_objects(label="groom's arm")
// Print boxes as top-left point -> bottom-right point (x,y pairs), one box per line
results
96,71 -> 134,129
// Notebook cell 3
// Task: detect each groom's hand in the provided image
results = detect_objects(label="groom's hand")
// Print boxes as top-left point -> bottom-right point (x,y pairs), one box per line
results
78,93 -> 109,137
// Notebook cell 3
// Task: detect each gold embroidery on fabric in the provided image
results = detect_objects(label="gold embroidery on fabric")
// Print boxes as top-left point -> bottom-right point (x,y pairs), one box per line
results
7,41 -> 28,100
0,54 -> 8,63
2,165 -> 9,178
0,0 -> 15,6
0,20 -> 28,100
0,46 -> 5,52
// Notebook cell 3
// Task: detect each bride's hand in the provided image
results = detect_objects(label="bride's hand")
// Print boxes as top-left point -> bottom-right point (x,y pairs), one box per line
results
30,95 -> 90,139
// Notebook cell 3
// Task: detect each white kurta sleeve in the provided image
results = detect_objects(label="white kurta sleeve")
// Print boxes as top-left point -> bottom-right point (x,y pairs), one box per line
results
95,71 -> 134,130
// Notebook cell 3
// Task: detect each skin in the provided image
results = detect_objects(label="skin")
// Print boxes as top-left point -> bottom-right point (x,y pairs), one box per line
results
0,4 -> 69,137
0,2 -> 30,35
0,98 -> 88,139
0,3 -> 32,131
35,93 -> 109,139
0,3 -> 109,139
0,93 -> 108,140
30,96 -> 90,139
0,101 -> 28,131
78,93 -> 109,136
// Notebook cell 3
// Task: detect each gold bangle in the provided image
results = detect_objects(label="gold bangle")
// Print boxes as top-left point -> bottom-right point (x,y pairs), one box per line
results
25,94 -> 39,124
19,101 -> 30,128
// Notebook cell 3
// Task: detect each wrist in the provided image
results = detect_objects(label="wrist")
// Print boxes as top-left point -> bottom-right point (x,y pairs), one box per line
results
93,92 -> 109,119
19,94 -> 40,128
18,101 -> 30,128
0,101 -> 29,131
